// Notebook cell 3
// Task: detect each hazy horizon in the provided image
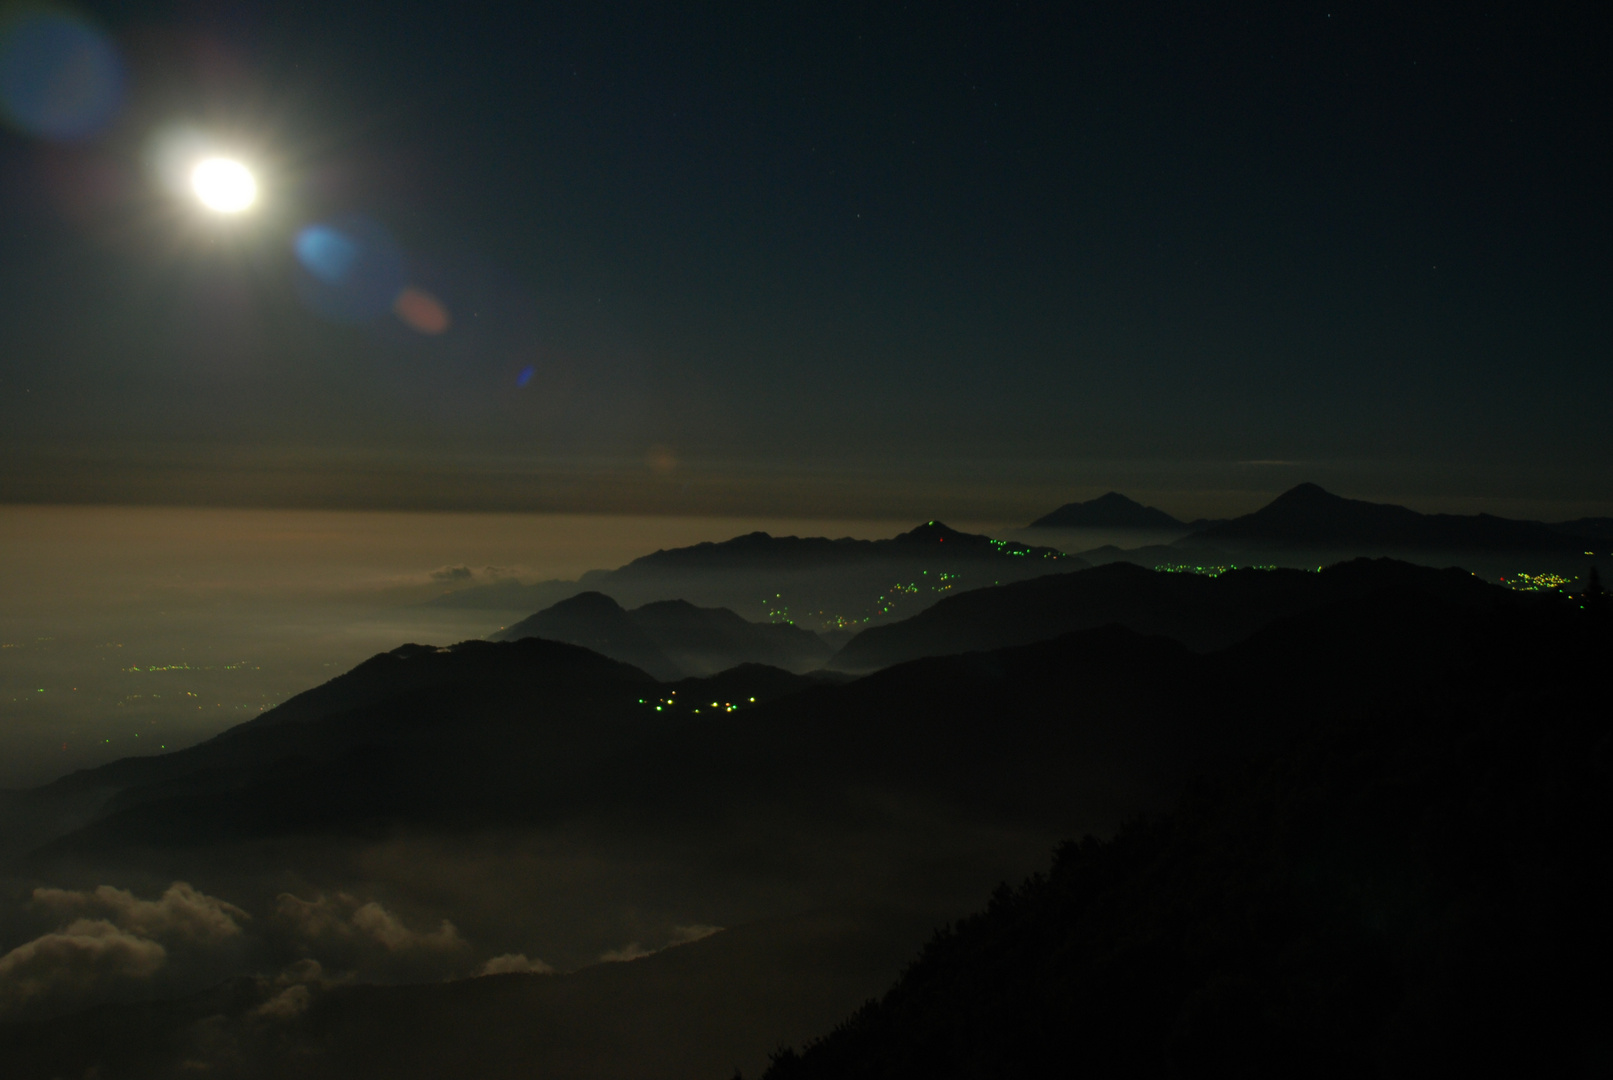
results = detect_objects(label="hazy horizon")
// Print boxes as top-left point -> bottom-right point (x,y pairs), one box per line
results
1,504 -> 1012,789
4,485 -> 1603,791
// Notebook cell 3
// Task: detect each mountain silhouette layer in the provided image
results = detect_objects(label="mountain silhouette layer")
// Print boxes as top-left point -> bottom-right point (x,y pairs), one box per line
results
493,593 -> 831,677
17,623 -> 1217,858
2,578 -> 1598,1078
1185,482 -> 1601,552
1553,516 -> 1613,539
430,522 -> 1084,632
829,557 -> 1511,672
611,522 -> 1065,573
18,559 -> 1531,860
1028,492 -> 1185,529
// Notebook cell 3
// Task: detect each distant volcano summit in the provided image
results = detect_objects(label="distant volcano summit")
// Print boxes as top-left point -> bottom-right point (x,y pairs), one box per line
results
1188,482 -> 1599,552
1029,492 -> 1185,530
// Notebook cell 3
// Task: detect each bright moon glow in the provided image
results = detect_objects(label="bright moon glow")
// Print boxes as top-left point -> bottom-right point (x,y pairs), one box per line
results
190,158 -> 257,213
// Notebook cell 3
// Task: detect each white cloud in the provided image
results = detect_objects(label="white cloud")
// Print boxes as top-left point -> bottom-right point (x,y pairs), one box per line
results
350,901 -> 461,951
275,893 -> 463,952
0,881 -> 252,1016
478,953 -> 554,976
275,958 -> 325,986
599,941 -> 653,963
670,924 -> 722,946
254,983 -> 311,1020
33,882 -> 248,944
247,957 -> 331,1021
273,892 -> 349,939
0,919 -> 167,1012
599,924 -> 722,964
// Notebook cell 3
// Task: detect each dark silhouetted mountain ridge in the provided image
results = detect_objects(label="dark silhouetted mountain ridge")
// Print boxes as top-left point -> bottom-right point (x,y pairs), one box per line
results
494,593 -> 831,677
1028,492 -> 1184,529
4,581 -> 1605,1078
1186,482 -> 1598,552
830,557 -> 1512,672
602,521 -> 1068,576
430,522 -> 1085,632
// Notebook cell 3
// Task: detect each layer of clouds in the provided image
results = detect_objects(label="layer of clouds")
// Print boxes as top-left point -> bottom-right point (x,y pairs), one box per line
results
254,982 -> 312,1020
599,924 -> 722,964
276,957 -> 326,985
32,882 -> 249,944
430,564 -> 518,583
1,881 -> 250,1016
478,952 -> 554,976
251,959 -> 331,1022
670,924 -> 723,946
0,919 -> 167,1012
275,893 -> 464,952
599,941 -> 654,963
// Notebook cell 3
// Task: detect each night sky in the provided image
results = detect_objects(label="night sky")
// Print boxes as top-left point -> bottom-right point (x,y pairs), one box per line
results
1,2 -> 1608,520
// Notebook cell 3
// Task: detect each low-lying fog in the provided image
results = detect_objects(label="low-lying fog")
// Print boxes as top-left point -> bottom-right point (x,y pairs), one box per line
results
6,504 -> 1594,1074
0,506 -> 976,791
1,505 -> 1083,1066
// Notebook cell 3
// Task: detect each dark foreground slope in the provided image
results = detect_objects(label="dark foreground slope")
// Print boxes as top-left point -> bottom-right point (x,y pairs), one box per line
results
3,589 -> 1600,1079
0,586 -> 1596,1077
765,597 -> 1613,1079
831,557 -> 1510,671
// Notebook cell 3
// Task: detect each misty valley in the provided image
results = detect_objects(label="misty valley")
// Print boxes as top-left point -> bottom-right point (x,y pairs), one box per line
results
1,486 -> 1609,1078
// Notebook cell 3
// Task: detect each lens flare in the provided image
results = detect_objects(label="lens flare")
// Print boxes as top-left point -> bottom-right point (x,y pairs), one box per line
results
646,445 -> 677,475
294,226 -> 358,284
293,218 -> 405,323
0,10 -> 125,141
393,287 -> 451,335
190,157 -> 256,213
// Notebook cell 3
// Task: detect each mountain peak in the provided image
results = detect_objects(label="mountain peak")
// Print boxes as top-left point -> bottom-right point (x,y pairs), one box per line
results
1188,483 -> 1584,552
888,522 -> 1069,562
1270,482 -> 1338,504
547,590 -> 627,615
1029,493 -> 1184,530
894,521 -> 968,544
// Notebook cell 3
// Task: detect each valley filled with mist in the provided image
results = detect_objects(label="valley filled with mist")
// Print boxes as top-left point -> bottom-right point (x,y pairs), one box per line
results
1,489 -> 1609,1077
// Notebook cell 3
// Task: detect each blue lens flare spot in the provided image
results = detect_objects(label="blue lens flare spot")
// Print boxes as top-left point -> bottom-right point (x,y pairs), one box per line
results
291,217 -> 406,323
516,365 -> 534,387
0,11 -> 126,141
294,226 -> 359,284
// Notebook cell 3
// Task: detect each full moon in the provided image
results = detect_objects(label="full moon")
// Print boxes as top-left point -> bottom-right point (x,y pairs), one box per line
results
190,158 -> 257,213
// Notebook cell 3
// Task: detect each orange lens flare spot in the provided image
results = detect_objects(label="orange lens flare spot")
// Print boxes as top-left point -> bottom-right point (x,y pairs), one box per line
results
645,445 -> 677,474
393,287 -> 451,335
